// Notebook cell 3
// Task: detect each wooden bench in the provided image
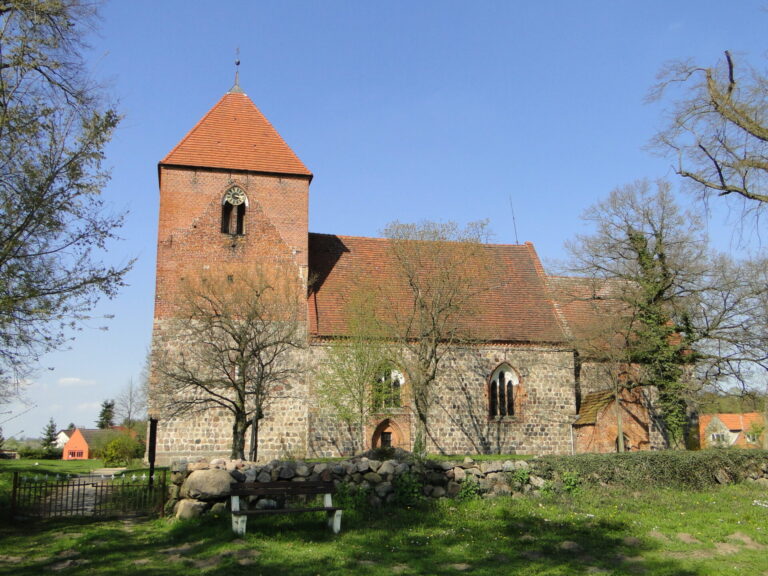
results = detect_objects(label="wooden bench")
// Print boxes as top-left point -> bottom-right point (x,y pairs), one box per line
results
230,480 -> 343,535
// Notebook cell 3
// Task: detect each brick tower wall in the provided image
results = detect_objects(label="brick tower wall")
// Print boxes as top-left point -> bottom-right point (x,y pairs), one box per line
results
150,165 -> 311,464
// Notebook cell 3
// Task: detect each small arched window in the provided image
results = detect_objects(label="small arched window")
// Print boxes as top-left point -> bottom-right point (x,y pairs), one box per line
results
373,368 -> 403,411
221,186 -> 247,235
489,364 -> 519,418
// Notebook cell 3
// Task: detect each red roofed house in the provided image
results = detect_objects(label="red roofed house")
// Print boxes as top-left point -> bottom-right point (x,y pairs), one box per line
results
699,413 -> 765,448
149,81 -> 667,463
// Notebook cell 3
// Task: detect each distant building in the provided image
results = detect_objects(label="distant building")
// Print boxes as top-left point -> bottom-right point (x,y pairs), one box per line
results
62,427 -> 133,460
54,429 -> 74,450
699,413 -> 765,448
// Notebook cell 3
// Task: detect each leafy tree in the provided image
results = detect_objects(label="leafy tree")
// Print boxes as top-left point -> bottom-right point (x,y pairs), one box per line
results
0,426 -> 5,450
40,417 -> 57,453
96,399 -> 115,429
153,265 -> 306,461
316,288 -> 393,453
116,378 -> 146,430
649,51 -> 768,221
0,1 -> 132,397
379,220 -> 492,457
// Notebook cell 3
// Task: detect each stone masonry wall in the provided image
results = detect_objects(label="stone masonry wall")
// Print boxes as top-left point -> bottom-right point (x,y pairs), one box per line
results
307,343 -> 580,458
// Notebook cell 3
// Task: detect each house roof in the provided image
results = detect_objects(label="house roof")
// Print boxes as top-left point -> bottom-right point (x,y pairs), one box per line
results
307,234 -> 566,343
160,90 -> 312,178
699,413 -> 765,447
573,390 -> 615,426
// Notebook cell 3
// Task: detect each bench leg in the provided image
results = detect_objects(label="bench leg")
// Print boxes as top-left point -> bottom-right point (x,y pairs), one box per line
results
327,510 -> 342,534
232,514 -> 248,536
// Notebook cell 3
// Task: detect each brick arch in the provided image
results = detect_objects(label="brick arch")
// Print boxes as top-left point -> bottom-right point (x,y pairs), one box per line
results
371,418 -> 406,450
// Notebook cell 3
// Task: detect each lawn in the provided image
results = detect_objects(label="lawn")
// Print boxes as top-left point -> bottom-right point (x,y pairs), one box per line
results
0,474 -> 766,575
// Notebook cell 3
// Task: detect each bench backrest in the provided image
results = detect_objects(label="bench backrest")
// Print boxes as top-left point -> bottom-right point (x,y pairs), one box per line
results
230,481 -> 336,498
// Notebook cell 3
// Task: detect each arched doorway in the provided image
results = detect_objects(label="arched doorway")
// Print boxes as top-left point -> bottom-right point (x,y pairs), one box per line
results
371,419 -> 404,450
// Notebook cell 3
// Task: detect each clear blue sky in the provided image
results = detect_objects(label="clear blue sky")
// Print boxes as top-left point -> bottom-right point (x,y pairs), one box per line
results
3,0 -> 766,440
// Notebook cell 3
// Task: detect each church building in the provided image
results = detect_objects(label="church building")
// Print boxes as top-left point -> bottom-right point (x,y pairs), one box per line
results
149,83 -> 666,464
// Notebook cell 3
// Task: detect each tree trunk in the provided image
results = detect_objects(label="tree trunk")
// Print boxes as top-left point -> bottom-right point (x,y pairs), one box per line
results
231,415 -> 247,460
248,414 -> 260,462
615,388 -> 625,453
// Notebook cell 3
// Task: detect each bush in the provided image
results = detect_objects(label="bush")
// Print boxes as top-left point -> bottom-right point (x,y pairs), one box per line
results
103,435 -> 142,466
17,446 -> 62,460
530,449 -> 768,490
393,471 -> 425,507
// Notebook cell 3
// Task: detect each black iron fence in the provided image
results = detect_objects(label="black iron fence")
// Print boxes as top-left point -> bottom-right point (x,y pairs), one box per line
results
11,470 -> 167,519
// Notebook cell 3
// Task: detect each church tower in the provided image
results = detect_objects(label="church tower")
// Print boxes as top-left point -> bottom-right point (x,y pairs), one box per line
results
151,84 -> 312,462
155,85 -> 312,320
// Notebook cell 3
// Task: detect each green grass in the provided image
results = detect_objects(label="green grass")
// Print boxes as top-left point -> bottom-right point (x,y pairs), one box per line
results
1,481 -> 767,575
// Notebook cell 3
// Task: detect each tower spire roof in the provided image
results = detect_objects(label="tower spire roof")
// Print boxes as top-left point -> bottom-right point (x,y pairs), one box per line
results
160,90 -> 311,178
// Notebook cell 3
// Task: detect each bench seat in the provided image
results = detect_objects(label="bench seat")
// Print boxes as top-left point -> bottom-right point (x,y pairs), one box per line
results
230,480 -> 342,535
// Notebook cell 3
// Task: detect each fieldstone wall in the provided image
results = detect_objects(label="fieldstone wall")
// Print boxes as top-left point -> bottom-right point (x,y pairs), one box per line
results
167,451 -> 535,519
307,343 -> 581,459
150,325 -> 310,465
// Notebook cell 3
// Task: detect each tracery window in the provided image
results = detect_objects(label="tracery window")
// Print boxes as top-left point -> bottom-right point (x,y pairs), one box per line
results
373,368 -> 403,411
488,364 -> 519,418
221,186 -> 247,235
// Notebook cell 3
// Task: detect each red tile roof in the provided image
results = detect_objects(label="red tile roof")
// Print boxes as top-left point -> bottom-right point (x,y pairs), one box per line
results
547,275 -> 633,353
308,234 -> 566,343
160,91 -> 312,178
699,413 -> 765,447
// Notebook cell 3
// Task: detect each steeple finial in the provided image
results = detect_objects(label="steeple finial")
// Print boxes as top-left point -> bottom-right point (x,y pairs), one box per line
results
230,48 -> 244,93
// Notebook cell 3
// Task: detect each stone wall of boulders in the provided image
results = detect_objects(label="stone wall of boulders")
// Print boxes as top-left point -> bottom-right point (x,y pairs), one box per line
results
168,450 -> 768,519
168,450 -> 538,519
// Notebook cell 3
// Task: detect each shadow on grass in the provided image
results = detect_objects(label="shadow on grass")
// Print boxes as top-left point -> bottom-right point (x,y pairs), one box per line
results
0,502 -> 702,576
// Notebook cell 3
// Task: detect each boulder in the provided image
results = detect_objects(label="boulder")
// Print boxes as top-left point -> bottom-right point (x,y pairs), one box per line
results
210,501 -> 228,516
257,471 -> 271,483
229,469 -> 246,483
374,482 -> 394,497
363,472 -> 382,484
181,469 -> 235,500
378,461 -> 396,477
175,499 -> 207,519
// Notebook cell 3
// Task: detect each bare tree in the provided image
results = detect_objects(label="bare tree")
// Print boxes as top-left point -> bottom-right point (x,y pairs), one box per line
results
379,220 -> 493,457
649,51 -> 768,224
567,179 -> 768,447
116,378 -> 147,431
153,266 -> 306,460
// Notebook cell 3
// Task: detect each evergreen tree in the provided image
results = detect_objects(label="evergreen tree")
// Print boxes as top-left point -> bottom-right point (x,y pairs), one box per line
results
96,400 -> 115,429
40,417 -> 57,453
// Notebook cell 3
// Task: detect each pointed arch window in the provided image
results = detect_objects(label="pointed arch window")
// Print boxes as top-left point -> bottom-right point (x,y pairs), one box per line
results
221,186 -> 247,235
373,368 -> 403,411
489,364 -> 520,418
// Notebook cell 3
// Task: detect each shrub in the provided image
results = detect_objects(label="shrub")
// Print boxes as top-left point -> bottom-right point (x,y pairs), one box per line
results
103,435 -> 142,466
530,449 -> 768,490
456,477 -> 481,500
393,471 -> 425,507
17,446 -> 62,460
